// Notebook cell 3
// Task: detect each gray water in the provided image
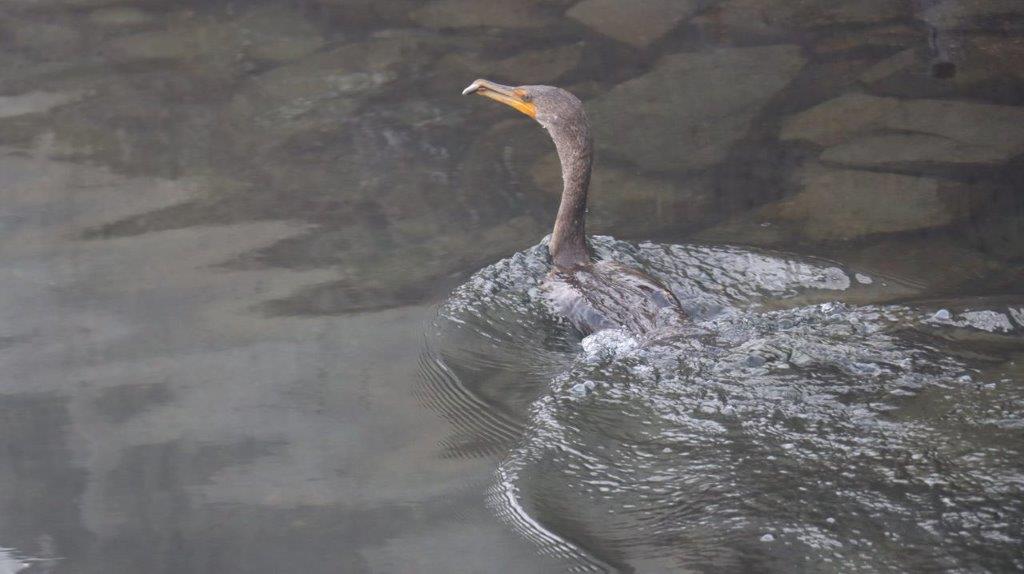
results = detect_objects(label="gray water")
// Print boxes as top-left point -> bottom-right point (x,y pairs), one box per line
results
1,1 -> 1022,572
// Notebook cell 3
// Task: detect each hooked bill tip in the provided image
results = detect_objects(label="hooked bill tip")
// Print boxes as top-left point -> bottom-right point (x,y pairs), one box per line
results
461,81 -> 482,96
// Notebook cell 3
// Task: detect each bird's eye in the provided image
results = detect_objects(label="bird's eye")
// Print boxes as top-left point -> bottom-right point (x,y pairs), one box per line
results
514,88 -> 531,102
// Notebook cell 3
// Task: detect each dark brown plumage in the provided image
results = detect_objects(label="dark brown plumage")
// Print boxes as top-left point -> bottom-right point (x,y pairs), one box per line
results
462,80 -> 686,335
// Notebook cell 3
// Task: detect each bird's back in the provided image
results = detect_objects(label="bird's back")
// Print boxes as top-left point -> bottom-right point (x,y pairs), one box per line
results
542,260 -> 686,337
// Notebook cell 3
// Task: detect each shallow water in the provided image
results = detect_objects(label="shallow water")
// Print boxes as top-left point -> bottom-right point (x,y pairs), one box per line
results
0,0 -> 1022,572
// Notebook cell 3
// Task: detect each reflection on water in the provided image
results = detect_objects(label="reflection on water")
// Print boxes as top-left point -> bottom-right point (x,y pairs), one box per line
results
0,0 -> 1022,572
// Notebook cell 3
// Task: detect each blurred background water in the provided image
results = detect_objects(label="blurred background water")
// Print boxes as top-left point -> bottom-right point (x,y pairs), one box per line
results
0,0 -> 1022,572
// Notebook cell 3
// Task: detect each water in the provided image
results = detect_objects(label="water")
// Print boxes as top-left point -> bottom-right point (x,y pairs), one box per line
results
0,1 -> 1022,572
425,238 -> 1023,571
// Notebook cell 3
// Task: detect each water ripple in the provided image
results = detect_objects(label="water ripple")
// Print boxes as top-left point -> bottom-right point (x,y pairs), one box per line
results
420,237 -> 1024,572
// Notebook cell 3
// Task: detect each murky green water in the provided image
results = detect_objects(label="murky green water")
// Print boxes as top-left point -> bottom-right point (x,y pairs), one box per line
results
1,1 -> 1022,572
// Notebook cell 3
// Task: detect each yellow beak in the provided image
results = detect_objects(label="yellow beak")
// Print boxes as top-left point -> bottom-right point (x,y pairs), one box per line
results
462,79 -> 537,119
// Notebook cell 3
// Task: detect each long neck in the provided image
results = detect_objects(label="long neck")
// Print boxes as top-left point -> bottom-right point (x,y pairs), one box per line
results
548,117 -> 593,269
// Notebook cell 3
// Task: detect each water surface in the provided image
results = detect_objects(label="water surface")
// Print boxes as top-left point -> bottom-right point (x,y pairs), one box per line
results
0,0 -> 1022,572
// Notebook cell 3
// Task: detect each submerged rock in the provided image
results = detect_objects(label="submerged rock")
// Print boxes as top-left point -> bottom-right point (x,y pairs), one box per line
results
701,163 -> 985,246
0,90 -> 85,119
3,0 -> 119,5
436,43 -> 583,85
241,45 -> 397,105
87,7 -> 156,27
458,119 -> 554,216
858,47 -> 919,83
820,133 -> 1011,166
694,0 -> 913,37
881,100 -> 1024,157
410,0 -> 556,29
967,206 -> 1024,261
314,0 -> 420,28
103,25 -> 214,63
588,45 -> 806,172
782,93 -> 1024,165
3,16 -> 85,60
262,215 -> 547,314
104,6 -> 325,66
780,93 -> 899,147
566,0 -> 699,47
765,163 -> 964,240
224,37 -> 428,155
529,154 -> 711,235
232,6 -> 329,64
813,25 -> 920,55
944,36 -> 1024,87
920,0 -> 1024,31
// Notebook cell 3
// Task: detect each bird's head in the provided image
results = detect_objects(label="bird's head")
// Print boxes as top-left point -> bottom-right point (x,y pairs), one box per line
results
462,79 -> 593,268
462,79 -> 586,133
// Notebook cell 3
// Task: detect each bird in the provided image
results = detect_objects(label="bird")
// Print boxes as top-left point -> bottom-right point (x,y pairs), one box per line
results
462,79 -> 686,337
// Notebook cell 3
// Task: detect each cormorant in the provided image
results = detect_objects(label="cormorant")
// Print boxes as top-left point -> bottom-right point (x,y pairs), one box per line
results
462,79 -> 686,336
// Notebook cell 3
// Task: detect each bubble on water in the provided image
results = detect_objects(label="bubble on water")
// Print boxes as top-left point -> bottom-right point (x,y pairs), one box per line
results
570,381 -> 596,397
581,328 -> 638,361
960,310 -> 1014,333
927,309 -> 1017,333
761,533 -> 775,542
